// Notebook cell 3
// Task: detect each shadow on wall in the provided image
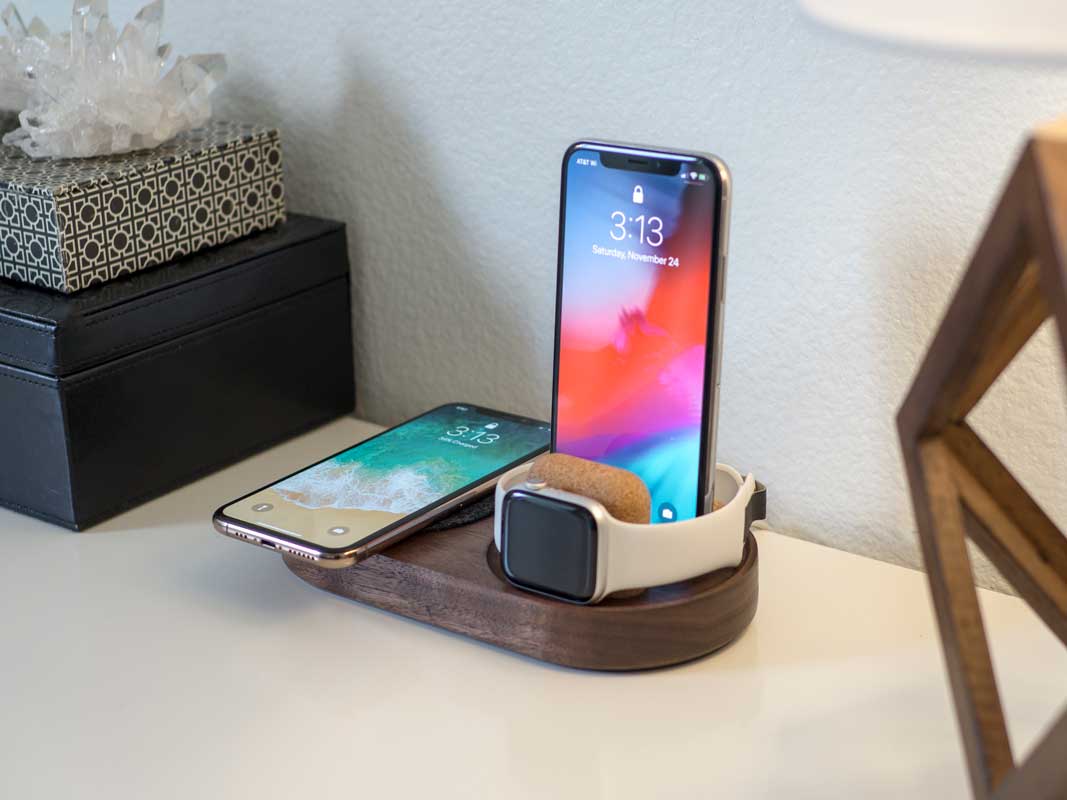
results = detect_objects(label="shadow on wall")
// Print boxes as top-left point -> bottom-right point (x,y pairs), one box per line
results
865,159 -> 988,584
220,56 -> 545,426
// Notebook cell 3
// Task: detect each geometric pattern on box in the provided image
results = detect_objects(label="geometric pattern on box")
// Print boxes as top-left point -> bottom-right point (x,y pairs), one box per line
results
0,121 -> 285,293
898,121 -> 1067,800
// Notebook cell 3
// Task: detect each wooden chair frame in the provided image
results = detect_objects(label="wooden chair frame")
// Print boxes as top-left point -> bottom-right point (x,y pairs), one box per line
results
898,124 -> 1067,800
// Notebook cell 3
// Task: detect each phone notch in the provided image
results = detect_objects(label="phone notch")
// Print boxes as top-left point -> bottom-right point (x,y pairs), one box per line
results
598,150 -> 681,176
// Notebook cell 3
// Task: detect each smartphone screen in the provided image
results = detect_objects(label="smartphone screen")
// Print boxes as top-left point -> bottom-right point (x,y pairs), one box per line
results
221,404 -> 549,551
553,143 -> 725,523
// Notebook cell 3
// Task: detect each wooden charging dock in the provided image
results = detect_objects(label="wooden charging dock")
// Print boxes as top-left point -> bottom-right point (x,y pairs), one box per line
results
284,511 -> 759,671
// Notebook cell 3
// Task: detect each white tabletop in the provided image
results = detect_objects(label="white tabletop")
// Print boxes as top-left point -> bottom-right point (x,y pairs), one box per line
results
1,417 -> 1064,799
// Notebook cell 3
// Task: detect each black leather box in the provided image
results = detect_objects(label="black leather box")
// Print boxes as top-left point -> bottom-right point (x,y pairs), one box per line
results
0,214 -> 355,529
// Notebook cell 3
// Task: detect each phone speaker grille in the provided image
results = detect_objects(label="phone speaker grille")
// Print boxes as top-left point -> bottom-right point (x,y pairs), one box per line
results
280,546 -> 316,561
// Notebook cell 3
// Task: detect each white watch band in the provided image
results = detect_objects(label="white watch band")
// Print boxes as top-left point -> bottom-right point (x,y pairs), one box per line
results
494,462 -> 756,599
607,463 -> 753,594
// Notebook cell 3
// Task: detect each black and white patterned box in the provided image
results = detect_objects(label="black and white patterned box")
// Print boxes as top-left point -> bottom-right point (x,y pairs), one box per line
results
0,121 -> 286,293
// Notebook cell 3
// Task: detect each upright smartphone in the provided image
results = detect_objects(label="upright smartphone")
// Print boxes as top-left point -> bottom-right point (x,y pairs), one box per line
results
214,404 -> 550,567
552,141 -> 731,523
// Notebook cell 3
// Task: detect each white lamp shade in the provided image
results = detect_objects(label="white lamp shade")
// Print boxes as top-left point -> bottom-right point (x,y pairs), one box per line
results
801,0 -> 1067,56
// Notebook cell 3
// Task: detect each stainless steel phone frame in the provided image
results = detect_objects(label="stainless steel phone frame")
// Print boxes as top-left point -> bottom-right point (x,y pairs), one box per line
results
553,140 -> 731,516
214,476 -> 504,569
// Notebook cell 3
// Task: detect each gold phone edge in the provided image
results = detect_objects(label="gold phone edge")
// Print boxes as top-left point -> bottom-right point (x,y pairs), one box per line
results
213,470 -> 522,569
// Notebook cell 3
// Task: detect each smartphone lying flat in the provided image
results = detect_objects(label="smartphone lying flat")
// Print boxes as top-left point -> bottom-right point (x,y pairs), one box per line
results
552,141 -> 731,523
213,403 -> 550,568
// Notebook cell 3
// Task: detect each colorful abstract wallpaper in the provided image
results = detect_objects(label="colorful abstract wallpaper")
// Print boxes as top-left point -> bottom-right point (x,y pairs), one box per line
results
555,149 -> 717,522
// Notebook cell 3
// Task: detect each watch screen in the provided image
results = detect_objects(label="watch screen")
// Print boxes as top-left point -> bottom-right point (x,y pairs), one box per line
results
501,491 -> 597,602
554,145 -> 721,523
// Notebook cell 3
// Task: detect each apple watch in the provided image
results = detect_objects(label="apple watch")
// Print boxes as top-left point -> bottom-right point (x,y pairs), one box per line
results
494,462 -> 765,604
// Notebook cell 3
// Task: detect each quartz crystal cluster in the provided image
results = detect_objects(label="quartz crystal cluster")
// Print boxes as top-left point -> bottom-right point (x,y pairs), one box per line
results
0,0 -> 225,158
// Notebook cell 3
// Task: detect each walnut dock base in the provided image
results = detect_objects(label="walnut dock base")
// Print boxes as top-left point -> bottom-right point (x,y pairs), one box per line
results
284,515 -> 758,671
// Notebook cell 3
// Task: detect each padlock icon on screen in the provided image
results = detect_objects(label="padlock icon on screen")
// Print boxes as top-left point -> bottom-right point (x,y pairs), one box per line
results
632,185 -> 644,204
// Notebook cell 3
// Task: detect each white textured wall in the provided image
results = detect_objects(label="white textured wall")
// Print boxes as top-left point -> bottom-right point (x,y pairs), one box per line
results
35,1 -> 1067,588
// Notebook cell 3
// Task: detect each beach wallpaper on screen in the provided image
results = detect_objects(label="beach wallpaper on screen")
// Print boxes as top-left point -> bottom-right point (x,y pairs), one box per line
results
226,405 -> 549,547
556,150 -> 717,522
